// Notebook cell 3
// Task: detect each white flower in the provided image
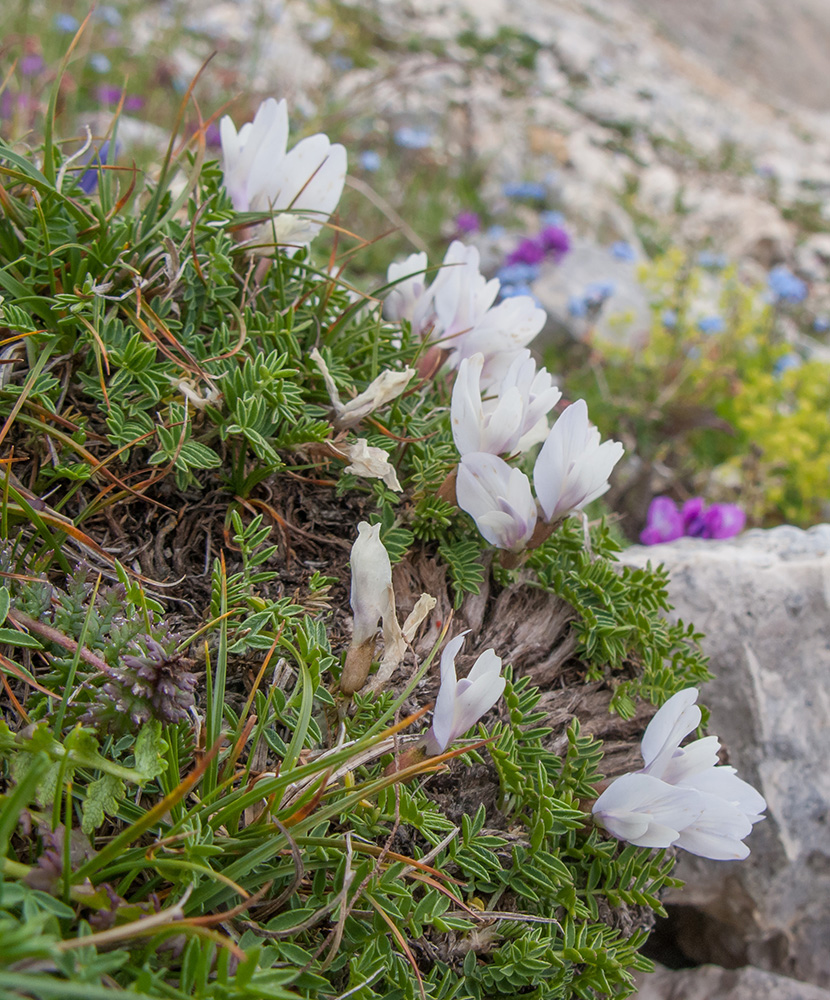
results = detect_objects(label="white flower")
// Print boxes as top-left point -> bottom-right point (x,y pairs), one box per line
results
341,439 -> 401,492
447,296 -> 546,379
424,632 -> 505,754
310,348 -> 415,429
456,453 -> 537,552
341,522 -> 404,694
592,772 -> 704,849
385,252 -> 429,325
592,688 -> 766,860
220,97 -> 346,255
533,399 -> 624,522
451,351 -> 561,457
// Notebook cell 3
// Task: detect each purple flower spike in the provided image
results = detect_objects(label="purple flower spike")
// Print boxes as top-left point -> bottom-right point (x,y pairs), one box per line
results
506,237 -> 545,267
455,210 -> 480,235
20,54 -> 44,77
702,503 -> 746,540
540,225 -> 570,260
640,496 -> 685,545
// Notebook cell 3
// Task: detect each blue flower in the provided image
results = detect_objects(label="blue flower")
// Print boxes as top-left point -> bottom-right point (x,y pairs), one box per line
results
89,53 -> 112,74
813,315 -> 830,333
585,280 -> 615,304
568,294 -> 588,318
540,210 -> 565,227
497,263 -> 540,286
697,315 -> 724,335
53,13 -> 80,32
78,141 -> 117,195
767,265 -> 807,304
329,54 -> 354,73
610,240 -> 636,261
358,150 -> 381,172
94,5 -> 122,25
662,309 -> 678,328
393,126 -> 432,150
773,352 -> 802,375
697,250 -> 727,269
500,283 -> 534,299
502,180 -> 546,201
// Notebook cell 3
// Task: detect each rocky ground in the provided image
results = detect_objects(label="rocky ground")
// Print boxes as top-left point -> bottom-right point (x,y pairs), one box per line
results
82,0 -> 830,995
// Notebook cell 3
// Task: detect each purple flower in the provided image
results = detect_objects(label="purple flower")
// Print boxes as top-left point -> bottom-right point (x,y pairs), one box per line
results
681,497 -> 706,537
702,503 -> 745,539
454,210 -> 480,235
20,54 -> 44,77
768,265 -> 807,304
540,225 -> 570,259
505,237 -> 545,267
78,141 -> 117,195
640,496 -> 685,545
642,495 -> 746,545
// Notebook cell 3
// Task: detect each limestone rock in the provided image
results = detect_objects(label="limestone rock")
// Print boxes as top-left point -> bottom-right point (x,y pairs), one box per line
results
635,963 -> 830,1000
622,525 -> 830,988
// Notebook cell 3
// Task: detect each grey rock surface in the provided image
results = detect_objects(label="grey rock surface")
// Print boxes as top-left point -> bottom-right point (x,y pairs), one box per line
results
622,525 -> 830,988
634,963 -> 830,1000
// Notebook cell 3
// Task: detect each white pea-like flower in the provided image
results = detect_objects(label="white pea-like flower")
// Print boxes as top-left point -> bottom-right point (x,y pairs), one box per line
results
592,688 -> 766,860
424,632 -> 505,754
451,351 -> 561,457
385,252 -> 429,327
456,452 -> 537,552
341,522 -> 403,694
220,97 -> 346,255
533,399 -> 624,522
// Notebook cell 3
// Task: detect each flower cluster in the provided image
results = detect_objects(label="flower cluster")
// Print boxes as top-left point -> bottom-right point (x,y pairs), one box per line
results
220,97 -> 347,255
640,496 -> 745,545
593,688 -> 766,859
767,264 -> 808,304
385,240 -> 546,379
455,368 -> 623,552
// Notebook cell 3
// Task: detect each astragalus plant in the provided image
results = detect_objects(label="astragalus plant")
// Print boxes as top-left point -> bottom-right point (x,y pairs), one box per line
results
0,65 -> 759,1000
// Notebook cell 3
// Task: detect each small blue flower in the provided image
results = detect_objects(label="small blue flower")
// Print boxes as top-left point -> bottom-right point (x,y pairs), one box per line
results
502,180 -> 546,201
662,309 -> 678,328
540,210 -> 565,227
94,5 -> 122,25
773,352 -> 802,375
78,141 -> 116,195
767,265 -> 807,304
610,240 -> 636,261
329,54 -> 353,73
358,150 -> 381,172
393,126 -> 432,150
497,263 -> 540,286
54,12 -> 80,33
89,53 -> 112,74
486,225 -> 506,240
500,283 -> 534,299
585,280 -> 616,304
813,315 -> 830,333
568,295 -> 588,318
697,315 -> 724,335
697,250 -> 727,269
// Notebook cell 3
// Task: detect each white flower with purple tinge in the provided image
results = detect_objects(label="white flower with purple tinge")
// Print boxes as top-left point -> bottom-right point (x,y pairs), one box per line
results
424,632 -> 505,754
533,399 -> 624,523
385,252 -> 429,327
220,97 -> 346,255
451,352 -> 561,458
456,453 -> 537,552
592,688 -> 766,860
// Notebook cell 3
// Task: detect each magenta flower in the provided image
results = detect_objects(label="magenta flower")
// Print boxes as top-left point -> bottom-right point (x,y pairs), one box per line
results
640,496 -> 684,545
540,225 -> 570,260
641,496 -> 746,545
455,210 -> 480,236
506,237 -> 546,267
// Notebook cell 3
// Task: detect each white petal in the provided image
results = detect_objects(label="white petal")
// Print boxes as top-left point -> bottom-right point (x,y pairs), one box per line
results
349,522 -> 392,645
431,632 -> 468,751
450,672 -> 506,738
640,688 -> 701,776
592,772 -> 702,848
660,736 -> 721,784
